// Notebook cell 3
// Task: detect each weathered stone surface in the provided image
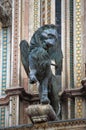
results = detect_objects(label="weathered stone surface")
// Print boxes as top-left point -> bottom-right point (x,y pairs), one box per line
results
26,104 -> 57,123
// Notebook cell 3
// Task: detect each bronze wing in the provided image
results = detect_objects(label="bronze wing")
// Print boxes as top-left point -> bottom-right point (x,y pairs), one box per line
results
20,40 -> 30,77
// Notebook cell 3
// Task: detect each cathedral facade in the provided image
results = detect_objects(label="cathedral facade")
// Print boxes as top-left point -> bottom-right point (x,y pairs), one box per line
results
0,0 -> 86,129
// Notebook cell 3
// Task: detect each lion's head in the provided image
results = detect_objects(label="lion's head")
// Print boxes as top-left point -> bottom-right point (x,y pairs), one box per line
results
30,24 -> 59,51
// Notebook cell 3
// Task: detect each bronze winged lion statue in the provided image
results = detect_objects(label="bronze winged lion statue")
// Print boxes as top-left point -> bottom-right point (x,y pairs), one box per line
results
20,24 -> 63,116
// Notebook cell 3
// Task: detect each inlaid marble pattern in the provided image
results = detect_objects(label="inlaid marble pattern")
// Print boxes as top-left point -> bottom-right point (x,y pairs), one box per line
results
47,0 -> 51,24
1,28 -> 8,95
75,0 -> 81,88
75,0 -> 82,118
0,23 -> 2,96
0,28 -> 8,126
12,0 -> 20,86
1,118 -> 86,130
0,107 -> 5,127
76,98 -> 83,118
10,0 -> 20,126
41,0 -> 45,25
33,0 -> 40,31
11,96 -> 17,125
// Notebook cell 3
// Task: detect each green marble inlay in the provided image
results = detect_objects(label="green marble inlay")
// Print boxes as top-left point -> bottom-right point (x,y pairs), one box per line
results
70,0 -> 75,119
70,0 -> 74,89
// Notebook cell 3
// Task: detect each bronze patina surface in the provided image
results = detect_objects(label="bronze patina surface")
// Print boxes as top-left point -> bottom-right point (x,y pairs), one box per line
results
20,25 -> 63,118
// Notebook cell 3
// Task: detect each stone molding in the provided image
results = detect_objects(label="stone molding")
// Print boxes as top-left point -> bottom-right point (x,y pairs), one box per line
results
60,78 -> 86,100
0,118 -> 86,130
0,87 -> 39,106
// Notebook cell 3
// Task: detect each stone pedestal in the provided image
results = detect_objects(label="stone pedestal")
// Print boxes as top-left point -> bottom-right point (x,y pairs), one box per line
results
26,104 -> 57,123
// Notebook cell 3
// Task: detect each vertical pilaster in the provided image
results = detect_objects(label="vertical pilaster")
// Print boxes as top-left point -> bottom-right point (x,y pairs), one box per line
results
0,22 -> 2,96
28,0 -> 41,94
74,0 -> 83,118
61,0 -> 71,119
11,0 -> 21,87
20,0 -> 29,92
61,0 -> 70,90
9,0 -> 21,126
20,0 -> 30,124
9,96 -> 19,126
0,28 -> 9,127
70,0 -> 75,119
1,28 -> 8,95
6,28 -> 11,89
0,22 -> 11,128
61,0 -> 66,120
61,0 -> 67,91
81,0 -> 86,118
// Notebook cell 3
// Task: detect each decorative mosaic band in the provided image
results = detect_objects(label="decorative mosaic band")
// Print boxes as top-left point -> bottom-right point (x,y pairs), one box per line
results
75,0 -> 82,118
30,0 -> 40,93
0,107 -> 5,127
12,0 -> 20,86
76,97 -> 83,118
34,0 -> 40,31
10,0 -> 21,126
47,0 -> 51,24
75,0 -> 81,88
0,23 -> 2,96
0,26 -> 10,127
41,0 -> 45,25
11,96 -> 18,125
1,28 -> 8,95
